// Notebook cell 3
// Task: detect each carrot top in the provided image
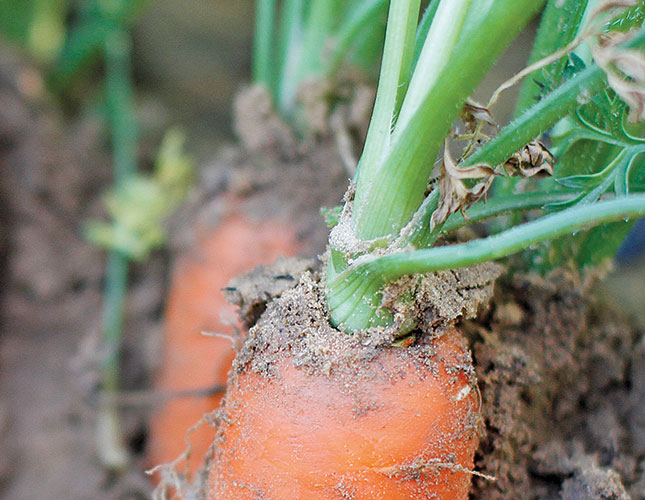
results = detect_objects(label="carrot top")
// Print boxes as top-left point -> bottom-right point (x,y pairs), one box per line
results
322,0 -> 645,333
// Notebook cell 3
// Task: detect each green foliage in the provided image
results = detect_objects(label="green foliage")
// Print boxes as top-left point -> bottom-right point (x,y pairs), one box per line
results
0,0 -> 68,63
535,77 -> 645,271
253,0 -> 387,120
514,0 -> 589,116
85,130 -> 193,260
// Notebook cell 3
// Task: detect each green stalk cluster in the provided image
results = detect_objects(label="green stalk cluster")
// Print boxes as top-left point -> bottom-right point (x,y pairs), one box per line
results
252,0 -> 388,119
326,0 -> 645,333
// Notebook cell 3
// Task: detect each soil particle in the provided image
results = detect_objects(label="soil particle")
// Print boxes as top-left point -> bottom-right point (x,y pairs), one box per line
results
382,262 -> 503,334
468,270 -> 645,500
223,256 -> 316,329
629,337 -> 645,457
532,442 -> 630,500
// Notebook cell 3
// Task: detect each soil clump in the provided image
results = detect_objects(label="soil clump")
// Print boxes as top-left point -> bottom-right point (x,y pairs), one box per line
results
468,270 -> 644,500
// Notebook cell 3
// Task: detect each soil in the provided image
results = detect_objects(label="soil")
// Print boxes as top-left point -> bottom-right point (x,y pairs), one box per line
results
0,43 -> 160,499
467,270 -> 645,500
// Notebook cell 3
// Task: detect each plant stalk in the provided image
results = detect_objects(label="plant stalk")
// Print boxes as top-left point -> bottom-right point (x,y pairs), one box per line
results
98,26 -> 138,470
352,0 -> 421,203
253,0 -> 276,88
276,0 -> 305,116
325,0 -> 388,77
402,190 -> 579,249
352,0 -> 546,240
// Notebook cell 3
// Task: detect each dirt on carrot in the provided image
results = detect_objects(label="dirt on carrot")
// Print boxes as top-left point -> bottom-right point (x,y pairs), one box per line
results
227,258 -> 501,380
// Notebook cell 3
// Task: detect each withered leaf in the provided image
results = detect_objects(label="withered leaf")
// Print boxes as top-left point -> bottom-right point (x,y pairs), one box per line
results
593,30 -> 645,123
460,99 -> 496,133
430,143 -> 497,229
503,140 -> 554,178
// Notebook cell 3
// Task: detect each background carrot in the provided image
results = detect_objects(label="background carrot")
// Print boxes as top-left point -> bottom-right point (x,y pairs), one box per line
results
146,60 -> 369,478
147,201 -> 301,475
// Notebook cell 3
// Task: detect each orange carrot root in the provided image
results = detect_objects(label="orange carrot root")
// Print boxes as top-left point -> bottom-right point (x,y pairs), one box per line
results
209,326 -> 480,499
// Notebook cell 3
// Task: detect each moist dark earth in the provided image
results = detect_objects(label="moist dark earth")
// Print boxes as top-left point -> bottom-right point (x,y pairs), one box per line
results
2,42 -> 645,500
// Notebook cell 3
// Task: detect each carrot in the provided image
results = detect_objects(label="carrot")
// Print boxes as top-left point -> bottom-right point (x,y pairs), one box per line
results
147,202 -> 301,475
209,324 -> 480,499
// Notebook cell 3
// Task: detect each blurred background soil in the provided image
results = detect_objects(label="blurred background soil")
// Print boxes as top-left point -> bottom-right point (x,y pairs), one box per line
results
0,3 -> 645,500
0,2 -> 255,498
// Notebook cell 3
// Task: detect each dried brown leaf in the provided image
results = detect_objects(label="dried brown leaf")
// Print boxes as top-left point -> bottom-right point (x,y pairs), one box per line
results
430,144 -> 497,229
503,140 -> 554,178
444,156 -> 496,180
461,99 -> 496,133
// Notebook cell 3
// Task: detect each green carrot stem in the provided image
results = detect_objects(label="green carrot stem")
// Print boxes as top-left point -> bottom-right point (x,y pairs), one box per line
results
97,251 -> 129,469
298,0 -> 336,82
325,0 -> 388,77
253,0 -> 276,88
410,0 -> 439,73
98,27 -> 138,470
352,0 -> 421,197
105,30 -> 137,182
401,190 -> 578,249
329,195 -> 645,330
440,191 -> 579,234
395,0 -> 472,133
276,0 -> 305,115
352,0 -> 546,240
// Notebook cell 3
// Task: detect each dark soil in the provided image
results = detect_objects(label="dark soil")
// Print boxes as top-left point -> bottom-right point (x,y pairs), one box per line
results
468,270 -> 645,500
0,43 -> 159,500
